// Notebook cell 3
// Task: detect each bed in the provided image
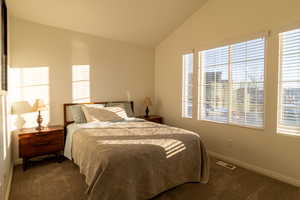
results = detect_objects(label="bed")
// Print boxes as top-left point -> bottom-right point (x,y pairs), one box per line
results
63,101 -> 210,200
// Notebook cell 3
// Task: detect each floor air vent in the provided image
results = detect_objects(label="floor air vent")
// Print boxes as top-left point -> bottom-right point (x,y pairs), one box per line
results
216,160 -> 236,170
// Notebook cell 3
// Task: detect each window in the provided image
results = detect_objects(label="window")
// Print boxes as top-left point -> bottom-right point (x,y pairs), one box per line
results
278,28 -> 300,135
199,38 -> 265,127
72,65 -> 90,103
9,67 -> 50,129
182,53 -> 193,118
199,46 -> 229,123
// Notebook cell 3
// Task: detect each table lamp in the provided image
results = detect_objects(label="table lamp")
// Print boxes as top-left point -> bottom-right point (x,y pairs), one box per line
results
144,97 -> 152,118
32,99 -> 47,131
11,101 -> 33,130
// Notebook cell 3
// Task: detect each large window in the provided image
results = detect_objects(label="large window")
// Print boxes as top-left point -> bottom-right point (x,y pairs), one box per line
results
199,46 -> 229,123
182,53 -> 193,118
278,28 -> 300,135
199,38 -> 265,127
72,65 -> 90,103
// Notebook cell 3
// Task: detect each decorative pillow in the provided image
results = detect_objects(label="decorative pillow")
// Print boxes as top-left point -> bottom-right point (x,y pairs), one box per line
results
70,105 -> 87,123
81,105 -> 128,122
106,102 -> 134,117
70,104 -> 105,124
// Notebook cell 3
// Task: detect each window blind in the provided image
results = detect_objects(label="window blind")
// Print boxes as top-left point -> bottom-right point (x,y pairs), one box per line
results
278,28 -> 300,135
182,53 -> 193,118
199,38 -> 265,127
199,46 -> 229,123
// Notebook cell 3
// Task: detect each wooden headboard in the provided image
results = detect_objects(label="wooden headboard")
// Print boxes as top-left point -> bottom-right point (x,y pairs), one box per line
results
63,101 -> 134,128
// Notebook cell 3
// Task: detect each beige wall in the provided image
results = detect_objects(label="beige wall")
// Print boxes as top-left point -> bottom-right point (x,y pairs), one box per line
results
155,0 -> 300,185
10,17 -> 155,125
9,17 -> 155,162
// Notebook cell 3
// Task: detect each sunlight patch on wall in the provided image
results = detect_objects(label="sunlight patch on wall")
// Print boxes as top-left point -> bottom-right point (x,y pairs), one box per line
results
9,67 -> 50,129
72,65 -> 90,103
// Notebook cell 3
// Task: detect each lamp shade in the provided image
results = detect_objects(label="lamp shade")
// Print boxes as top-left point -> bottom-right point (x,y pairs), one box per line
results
11,101 -> 33,115
144,97 -> 152,106
32,99 -> 47,111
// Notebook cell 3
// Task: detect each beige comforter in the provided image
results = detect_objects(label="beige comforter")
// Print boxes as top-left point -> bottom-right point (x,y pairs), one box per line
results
71,121 -> 209,200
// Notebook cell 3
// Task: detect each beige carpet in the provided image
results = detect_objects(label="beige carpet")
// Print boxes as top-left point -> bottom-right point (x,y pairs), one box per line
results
9,157 -> 300,200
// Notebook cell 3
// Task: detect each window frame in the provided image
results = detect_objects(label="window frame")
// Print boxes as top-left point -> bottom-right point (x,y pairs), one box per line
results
277,27 -> 300,136
181,51 -> 194,119
197,36 -> 267,130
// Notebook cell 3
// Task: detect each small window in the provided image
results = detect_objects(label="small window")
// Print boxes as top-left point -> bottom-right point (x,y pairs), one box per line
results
182,53 -> 193,118
278,28 -> 300,135
72,65 -> 90,103
199,38 -> 265,127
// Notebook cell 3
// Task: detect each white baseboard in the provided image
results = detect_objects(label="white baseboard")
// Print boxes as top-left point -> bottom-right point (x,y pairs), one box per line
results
5,166 -> 13,200
208,151 -> 300,187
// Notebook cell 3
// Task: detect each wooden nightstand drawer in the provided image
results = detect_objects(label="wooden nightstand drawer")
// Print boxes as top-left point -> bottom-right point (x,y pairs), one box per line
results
14,125 -> 65,171
148,118 -> 162,123
19,133 -> 64,157
20,142 -> 64,157
136,115 -> 163,124
26,132 -> 64,145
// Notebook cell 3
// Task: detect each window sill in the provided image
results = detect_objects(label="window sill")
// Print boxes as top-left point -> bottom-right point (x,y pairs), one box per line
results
198,119 -> 265,131
182,116 -> 193,119
277,132 -> 300,138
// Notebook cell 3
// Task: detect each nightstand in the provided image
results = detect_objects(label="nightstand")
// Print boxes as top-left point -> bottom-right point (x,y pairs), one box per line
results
14,125 -> 65,171
137,115 -> 163,124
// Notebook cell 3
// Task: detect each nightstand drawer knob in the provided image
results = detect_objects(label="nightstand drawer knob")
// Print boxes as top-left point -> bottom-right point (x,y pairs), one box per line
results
34,133 -> 47,136
33,142 -> 51,146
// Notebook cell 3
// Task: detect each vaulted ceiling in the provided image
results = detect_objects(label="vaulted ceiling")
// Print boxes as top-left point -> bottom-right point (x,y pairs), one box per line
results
7,0 -> 208,47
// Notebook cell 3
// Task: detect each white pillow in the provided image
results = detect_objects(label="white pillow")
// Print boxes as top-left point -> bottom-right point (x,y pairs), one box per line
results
81,105 -> 128,122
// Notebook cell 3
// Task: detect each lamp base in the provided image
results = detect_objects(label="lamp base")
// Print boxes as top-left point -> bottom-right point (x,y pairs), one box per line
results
35,126 -> 44,131
145,106 -> 149,118
36,111 -> 43,131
